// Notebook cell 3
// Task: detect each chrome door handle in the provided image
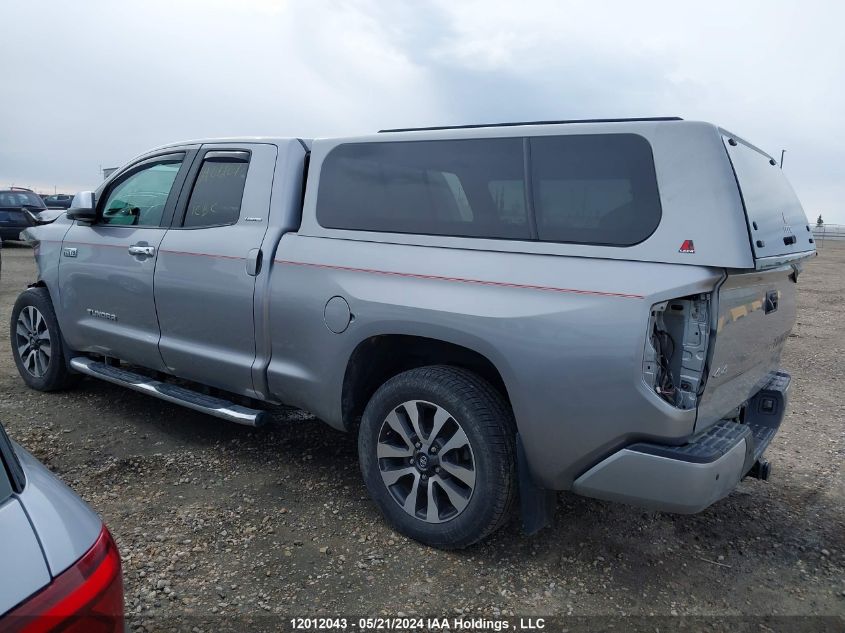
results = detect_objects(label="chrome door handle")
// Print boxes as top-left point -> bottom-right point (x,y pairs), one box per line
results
128,245 -> 155,257
246,248 -> 262,276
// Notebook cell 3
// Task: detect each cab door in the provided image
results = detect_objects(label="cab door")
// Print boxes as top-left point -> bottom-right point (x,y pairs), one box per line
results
58,150 -> 195,369
154,143 -> 277,397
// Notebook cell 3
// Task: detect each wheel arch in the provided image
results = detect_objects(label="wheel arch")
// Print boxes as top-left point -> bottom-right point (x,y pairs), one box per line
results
341,334 -> 513,431
18,282 -> 77,374
26,279 -> 60,311
10,284 -> 78,389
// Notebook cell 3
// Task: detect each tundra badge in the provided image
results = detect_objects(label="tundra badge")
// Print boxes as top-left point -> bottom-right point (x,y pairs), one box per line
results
86,308 -> 117,321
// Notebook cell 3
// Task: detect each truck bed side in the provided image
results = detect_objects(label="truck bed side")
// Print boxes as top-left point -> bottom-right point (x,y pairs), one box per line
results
265,235 -> 722,489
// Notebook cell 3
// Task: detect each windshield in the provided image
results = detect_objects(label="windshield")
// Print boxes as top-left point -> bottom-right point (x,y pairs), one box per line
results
0,191 -> 46,209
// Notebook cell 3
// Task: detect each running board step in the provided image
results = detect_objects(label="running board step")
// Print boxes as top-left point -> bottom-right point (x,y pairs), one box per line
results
69,357 -> 266,426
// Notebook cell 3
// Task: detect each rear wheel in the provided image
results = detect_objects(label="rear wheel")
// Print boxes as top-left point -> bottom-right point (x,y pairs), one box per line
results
359,366 -> 516,549
10,287 -> 76,391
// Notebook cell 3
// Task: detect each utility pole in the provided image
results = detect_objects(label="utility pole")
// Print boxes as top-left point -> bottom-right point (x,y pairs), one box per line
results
780,149 -> 786,168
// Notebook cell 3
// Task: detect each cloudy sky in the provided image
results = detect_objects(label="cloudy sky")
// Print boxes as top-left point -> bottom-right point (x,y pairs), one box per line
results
2,0 -> 843,223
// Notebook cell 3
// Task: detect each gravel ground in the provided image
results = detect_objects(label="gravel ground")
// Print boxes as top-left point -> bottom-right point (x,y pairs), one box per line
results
0,241 -> 843,630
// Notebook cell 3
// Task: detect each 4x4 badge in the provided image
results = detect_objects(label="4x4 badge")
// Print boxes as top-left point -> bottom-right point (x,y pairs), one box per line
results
679,239 -> 695,253
781,212 -> 794,235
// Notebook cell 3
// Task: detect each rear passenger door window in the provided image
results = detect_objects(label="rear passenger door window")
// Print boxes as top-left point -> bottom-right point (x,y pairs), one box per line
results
182,151 -> 250,228
317,138 -> 530,240
529,134 -> 661,245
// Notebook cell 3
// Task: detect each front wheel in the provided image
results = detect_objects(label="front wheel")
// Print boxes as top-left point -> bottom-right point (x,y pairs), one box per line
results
358,365 -> 516,549
10,287 -> 76,391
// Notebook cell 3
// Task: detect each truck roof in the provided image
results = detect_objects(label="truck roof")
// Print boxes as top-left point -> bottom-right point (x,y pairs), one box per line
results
152,137 -> 312,151
142,118 -> 700,153
146,119 -> 779,161
378,116 -> 684,133
152,118 -> 685,149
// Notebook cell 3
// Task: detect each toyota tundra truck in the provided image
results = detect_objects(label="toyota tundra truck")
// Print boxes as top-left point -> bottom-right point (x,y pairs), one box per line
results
10,118 -> 816,549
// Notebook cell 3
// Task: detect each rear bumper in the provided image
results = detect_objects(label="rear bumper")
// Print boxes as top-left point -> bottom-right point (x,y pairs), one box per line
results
572,371 -> 790,513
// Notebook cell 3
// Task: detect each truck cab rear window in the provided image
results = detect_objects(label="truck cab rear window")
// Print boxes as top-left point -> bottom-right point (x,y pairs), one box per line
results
317,134 -> 661,246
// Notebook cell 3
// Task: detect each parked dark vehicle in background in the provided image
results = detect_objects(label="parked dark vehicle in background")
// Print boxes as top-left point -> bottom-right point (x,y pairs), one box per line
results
0,421 -> 124,630
42,194 -> 74,210
0,189 -> 60,242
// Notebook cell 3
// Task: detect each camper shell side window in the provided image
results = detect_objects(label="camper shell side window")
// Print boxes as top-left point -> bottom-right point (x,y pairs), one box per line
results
316,133 -> 662,246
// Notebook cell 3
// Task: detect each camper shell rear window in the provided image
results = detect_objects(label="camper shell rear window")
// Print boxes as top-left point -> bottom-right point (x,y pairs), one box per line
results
316,133 -> 661,246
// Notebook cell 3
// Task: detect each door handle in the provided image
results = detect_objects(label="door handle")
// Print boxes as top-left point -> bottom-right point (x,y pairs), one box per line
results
128,244 -> 155,257
246,248 -> 263,276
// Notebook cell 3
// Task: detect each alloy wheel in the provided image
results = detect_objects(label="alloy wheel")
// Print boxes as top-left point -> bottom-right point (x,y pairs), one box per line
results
377,400 -> 476,523
16,306 -> 52,378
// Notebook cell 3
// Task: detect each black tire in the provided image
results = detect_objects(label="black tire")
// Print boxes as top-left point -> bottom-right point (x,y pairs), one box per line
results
10,287 -> 77,391
359,365 -> 516,549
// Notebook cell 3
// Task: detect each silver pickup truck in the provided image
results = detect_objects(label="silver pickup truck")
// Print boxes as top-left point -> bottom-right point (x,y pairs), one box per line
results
11,118 -> 815,549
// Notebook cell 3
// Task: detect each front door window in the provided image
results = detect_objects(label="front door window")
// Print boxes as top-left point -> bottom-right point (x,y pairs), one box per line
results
101,160 -> 182,226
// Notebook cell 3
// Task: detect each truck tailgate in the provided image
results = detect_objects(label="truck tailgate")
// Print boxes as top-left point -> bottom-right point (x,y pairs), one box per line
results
696,266 -> 797,428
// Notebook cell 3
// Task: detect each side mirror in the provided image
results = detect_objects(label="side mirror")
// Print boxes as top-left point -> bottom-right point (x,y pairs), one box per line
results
66,191 -> 97,222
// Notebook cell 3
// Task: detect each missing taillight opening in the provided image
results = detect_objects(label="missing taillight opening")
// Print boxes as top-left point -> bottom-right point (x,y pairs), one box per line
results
643,294 -> 711,409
